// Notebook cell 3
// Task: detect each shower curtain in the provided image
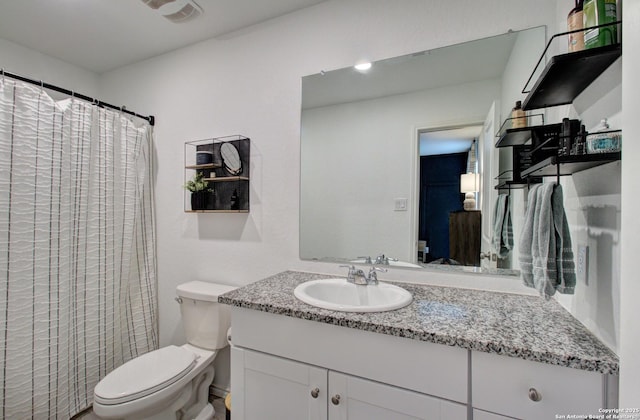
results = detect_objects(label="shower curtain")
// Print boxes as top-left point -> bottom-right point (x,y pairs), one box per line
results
0,78 -> 158,418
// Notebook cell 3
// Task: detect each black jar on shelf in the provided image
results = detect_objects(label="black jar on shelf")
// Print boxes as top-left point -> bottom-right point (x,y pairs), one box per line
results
190,191 -> 209,211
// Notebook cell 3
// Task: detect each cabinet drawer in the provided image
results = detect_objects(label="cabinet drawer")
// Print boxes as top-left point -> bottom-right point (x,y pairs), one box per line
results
472,351 -> 605,419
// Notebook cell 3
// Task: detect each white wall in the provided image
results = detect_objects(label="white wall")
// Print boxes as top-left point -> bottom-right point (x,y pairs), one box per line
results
300,78 -> 500,262
0,38 -> 99,97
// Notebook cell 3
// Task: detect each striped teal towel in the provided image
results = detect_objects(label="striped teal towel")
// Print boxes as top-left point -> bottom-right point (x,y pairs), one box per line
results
519,184 -> 540,289
519,183 -> 575,298
552,185 -> 576,294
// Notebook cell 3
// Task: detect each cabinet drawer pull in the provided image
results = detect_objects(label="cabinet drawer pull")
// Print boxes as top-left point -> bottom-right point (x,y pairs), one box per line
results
331,394 -> 341,405
528,387 -> 542,402
310,388 -> 319,399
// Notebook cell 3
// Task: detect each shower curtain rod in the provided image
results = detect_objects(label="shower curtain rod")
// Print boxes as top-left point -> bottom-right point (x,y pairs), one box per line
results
1,69 -> 155,126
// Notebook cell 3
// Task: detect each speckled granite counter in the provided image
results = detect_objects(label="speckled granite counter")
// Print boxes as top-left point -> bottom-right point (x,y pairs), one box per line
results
219,271 -> 618,375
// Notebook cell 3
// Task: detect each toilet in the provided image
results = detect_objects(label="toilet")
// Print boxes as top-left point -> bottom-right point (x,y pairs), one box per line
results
93,281 -> 237,420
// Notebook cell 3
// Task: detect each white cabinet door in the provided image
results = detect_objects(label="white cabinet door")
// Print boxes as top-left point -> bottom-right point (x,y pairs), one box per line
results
328,371 -> 467,420
231,347 -> 327,420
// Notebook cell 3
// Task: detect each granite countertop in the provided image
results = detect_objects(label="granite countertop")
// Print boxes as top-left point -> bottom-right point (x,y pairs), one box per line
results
219,270 -> 619,375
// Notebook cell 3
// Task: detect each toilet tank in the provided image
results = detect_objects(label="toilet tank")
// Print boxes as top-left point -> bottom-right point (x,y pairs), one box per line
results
176,281 -> 237,350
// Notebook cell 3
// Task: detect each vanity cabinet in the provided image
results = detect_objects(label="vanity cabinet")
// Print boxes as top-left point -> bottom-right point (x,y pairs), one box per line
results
229,306 -> 615,420
184,135 -> 250,213
230,307 -> 469,420
224,272 -> 618,420
232,348 -> 466,420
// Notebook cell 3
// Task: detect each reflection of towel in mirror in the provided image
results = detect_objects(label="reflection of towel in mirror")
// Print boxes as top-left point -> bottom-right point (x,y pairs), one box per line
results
492,194 -> 513,258
519,183 -> 575,298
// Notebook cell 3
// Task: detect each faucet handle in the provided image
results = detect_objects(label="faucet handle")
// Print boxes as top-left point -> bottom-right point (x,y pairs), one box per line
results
369,266 -> 387,274
367,266 -> 387,284
339,265 -> 357,282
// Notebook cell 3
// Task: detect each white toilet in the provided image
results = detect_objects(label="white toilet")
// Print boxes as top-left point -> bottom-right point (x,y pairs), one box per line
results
93,281 -> 237,420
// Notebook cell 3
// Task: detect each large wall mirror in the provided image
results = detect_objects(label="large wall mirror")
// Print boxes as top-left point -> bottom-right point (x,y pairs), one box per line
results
300,26 -> 546,275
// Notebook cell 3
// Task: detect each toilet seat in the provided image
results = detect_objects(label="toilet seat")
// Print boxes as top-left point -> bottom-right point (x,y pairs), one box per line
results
94,345 -> 198,405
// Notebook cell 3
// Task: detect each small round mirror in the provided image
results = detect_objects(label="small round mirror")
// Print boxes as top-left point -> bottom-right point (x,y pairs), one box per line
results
220,142 -> 242,175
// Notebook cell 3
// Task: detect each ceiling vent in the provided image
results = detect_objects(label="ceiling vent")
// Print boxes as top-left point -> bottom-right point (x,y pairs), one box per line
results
140,0 -> 203,23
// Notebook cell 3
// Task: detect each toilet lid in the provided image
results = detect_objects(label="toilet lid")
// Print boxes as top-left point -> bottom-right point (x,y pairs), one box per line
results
94,345 -> 198,405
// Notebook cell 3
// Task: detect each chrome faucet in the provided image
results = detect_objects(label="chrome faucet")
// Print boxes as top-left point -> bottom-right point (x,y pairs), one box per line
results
374,254 -> 398,265
340,264 -> 387,285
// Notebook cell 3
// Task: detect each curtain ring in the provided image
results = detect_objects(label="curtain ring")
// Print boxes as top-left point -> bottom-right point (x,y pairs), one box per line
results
40,80 -> 44,93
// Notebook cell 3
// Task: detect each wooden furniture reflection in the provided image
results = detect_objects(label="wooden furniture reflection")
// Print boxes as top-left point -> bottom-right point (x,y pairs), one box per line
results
449,211 -> 481,266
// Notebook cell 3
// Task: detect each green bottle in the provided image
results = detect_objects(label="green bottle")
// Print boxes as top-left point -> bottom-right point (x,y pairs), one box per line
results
583,0 -> 618,49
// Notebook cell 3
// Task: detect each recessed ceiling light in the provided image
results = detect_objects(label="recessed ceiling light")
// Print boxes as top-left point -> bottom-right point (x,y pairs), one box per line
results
140,0 -> 203,23
354,62 -> 372,71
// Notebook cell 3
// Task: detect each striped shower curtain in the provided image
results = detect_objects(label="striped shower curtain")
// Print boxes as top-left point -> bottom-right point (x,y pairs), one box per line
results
0,79 -> 158,418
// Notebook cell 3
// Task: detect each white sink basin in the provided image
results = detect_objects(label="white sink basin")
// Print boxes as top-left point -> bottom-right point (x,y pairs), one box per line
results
294,278 -> 413,312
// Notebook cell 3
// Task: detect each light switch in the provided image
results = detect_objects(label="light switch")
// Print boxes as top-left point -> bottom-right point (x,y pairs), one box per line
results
394,198 -> 408,211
